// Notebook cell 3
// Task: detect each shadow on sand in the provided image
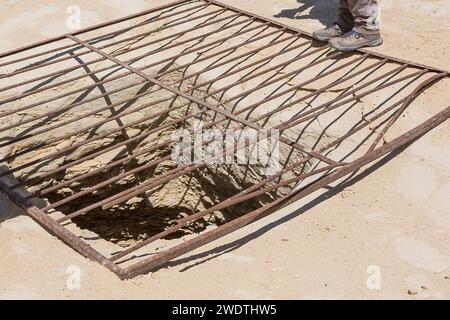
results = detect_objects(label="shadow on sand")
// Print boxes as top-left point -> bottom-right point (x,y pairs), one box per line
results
274,0 -> 339,26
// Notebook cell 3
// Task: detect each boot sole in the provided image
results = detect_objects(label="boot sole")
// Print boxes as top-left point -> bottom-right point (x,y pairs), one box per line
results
312,33 -> 342,42
313,34 -> 332,42
330,38 -> 383,52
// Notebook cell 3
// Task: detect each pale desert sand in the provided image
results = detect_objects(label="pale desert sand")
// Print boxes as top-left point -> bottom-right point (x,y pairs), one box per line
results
0,0 -> 449,299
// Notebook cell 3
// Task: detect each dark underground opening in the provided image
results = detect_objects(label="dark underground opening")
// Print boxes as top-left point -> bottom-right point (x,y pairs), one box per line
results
5,73 -> 312,248
42,138 -> 309,247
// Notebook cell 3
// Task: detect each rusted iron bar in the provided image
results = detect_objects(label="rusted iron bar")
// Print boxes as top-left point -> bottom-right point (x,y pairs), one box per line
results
0,20 -> 296,121
201,61 -> 408,145
0,17 -> 270,118
52,120 -> 291,221
203,0 -> 450,75
314,72 -> 447,159
111,162 -> 343,262
16,52 -> 407,198
0,10 -> 245,102
18,114 -> 190,192
192,54 -> 374,133
47,104 -> 333,219
93,69 -> 433,215
7,56 -> 424,212
0,3 -> 209,85
0,0 -> 197,59
0,2 -> 208,69
0,21 -> 277,129
252,58 -> 388,124
366,72 -> 447,152
24,35 -> 306,188
272,106 -> 450,216
0,180 -> 125,278
25,47 -> 344,207
194,47 -> 338,101
154,31 -> 300,79
263,65 -> 412,130
1,4 -> 226,79
41,48 -> 386,218
0,88 -> 172,163
0,85 -> 165,138
8,37 -> 307,185
2,24 -> 287,140
280,68 -> 427,131
0,91 -> 186,180
232,54 -> 380,120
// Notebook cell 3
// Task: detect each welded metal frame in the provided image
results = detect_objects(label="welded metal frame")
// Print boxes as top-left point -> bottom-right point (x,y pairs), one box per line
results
0,0 -> 449,279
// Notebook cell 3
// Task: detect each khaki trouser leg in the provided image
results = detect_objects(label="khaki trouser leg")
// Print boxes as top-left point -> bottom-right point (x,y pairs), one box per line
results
338,0 -> 380,35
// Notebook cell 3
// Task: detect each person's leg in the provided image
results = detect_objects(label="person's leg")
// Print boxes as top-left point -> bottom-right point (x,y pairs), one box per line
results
330,0 -> 382,51
336,0 -> 355,32
312,0 -> 354,41
351,0 -> 380,35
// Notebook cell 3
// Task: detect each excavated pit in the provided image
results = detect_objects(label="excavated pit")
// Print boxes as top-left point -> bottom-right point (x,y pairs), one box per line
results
7,70 -> 313,247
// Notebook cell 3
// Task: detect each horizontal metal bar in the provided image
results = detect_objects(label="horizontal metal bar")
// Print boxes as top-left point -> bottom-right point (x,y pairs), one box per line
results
195,46 -> 335,101
199,55 -> 376,133
54,124 -> 279,220
7,55 -> 420,192
42,53 -> 384,217
45,66 -> 350,215
26,44 -> 317,192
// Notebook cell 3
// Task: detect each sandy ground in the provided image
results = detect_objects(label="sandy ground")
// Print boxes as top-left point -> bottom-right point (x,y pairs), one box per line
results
0,0 -> 449,299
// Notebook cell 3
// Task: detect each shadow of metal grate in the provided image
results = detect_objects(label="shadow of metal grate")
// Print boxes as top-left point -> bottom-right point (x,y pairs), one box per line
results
0,0 -> 449,279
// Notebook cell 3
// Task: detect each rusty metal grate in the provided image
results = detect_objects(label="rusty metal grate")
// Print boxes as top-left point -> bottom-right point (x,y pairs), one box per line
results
0,0 -> 449,279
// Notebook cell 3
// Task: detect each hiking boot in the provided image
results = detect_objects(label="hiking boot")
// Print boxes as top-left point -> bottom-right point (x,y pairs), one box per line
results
312,24 -> 345,42
329,30 -> 383,51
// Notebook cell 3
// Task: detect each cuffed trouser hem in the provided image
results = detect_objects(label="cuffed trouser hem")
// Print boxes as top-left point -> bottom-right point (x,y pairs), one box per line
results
353,26 -> 381,36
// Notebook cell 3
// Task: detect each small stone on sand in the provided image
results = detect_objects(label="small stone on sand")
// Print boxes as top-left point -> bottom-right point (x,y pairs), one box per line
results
407,289 -> 418,296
